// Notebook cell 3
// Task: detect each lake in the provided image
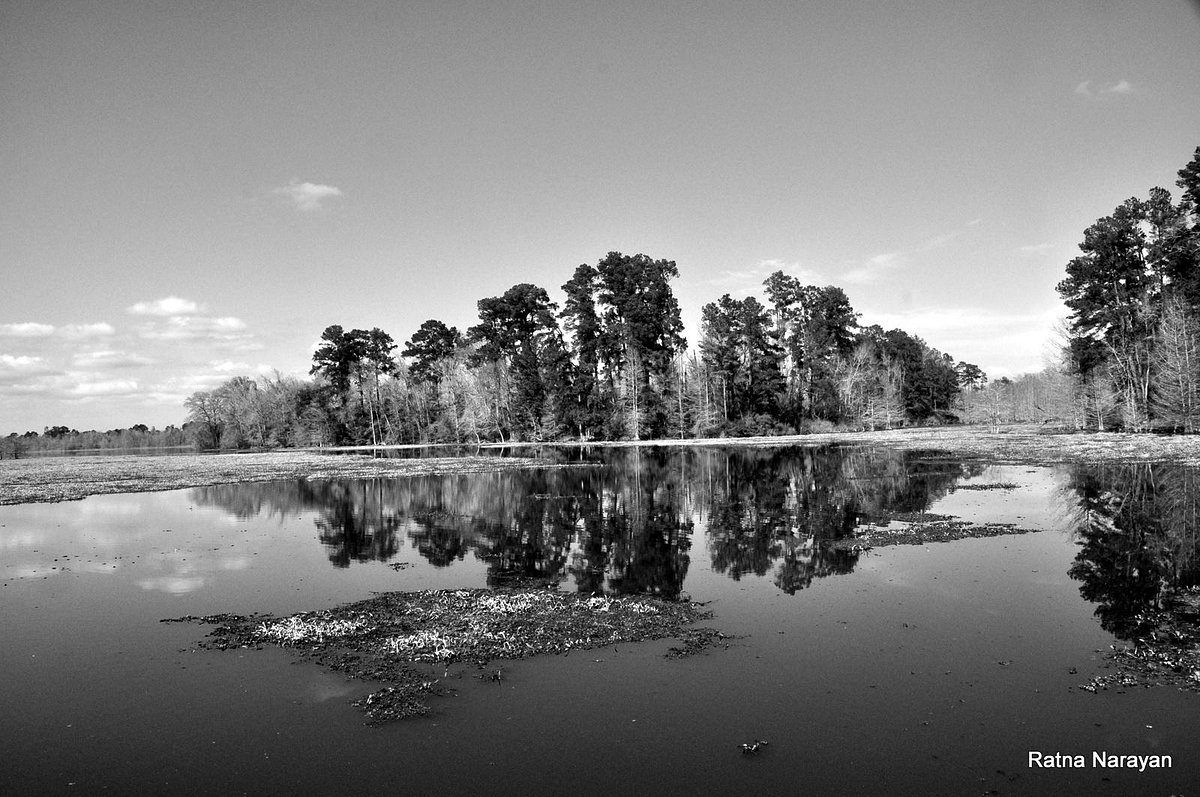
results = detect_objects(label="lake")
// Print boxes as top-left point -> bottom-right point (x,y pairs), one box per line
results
2,445 -> 1197,795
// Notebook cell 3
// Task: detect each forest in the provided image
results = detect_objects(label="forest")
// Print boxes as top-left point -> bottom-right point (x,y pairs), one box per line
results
6,146 -> 1198,455
173,251 -> 980,449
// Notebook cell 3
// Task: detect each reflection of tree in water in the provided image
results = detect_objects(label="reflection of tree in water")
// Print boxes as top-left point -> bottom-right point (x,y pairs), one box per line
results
309,481 -> 404,567
191,479 -> 403,567
1067,463 -> 1200,639
700,447 -> 967,593
191,446 -> 977,594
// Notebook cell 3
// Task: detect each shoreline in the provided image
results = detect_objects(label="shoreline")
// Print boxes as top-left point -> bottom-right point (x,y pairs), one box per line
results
5,424 -> 1200,506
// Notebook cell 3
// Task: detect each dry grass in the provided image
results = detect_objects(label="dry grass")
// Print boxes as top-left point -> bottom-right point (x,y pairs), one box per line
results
0,450 -> 574,506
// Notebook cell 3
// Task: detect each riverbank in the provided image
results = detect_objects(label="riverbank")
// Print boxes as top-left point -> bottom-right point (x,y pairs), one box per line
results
470,424 -> 1200,466
0,450 -> 579,506
5,425 -> 1199,506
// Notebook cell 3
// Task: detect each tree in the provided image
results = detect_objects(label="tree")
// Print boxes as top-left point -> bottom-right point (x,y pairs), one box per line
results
402,320 -> 462,385
763,273 -> 858,422
310,325 -> 365,395
184,389 -> 227,449
1057,200 -> 1160,428
699,294 -> 785,430
1152,294 -> 1200,432
560,264 -> 605,436
594,252 -> 687,438
468,283 -> 562,440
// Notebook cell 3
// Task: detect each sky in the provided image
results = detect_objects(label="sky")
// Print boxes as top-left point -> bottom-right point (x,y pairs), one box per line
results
2,0 -> 1199,433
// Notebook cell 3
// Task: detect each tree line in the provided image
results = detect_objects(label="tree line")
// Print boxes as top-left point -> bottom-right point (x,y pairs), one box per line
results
1055,145 -> 1200,430
1,424 -> 190,459
180,251 -> 983,449
15,145 -> 1198,452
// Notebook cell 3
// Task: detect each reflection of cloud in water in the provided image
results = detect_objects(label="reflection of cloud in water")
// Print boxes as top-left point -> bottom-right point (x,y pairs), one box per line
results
219,557 -> 251,571
138,576 -> 206,594
10,565 -> 62,579
76,562 -> 120,574
71,499 -> 147,518
0,532 -> 45,550
306,681 -> 360,703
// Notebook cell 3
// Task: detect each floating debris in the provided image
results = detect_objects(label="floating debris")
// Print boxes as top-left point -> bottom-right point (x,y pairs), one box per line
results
740,739 -> 769,755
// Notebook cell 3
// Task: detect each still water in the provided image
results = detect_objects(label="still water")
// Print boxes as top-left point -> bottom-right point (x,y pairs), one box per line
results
2,446 -> 1197,795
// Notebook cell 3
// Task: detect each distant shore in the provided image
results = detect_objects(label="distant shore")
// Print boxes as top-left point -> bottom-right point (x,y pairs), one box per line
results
3,424 -> 1199,506
0,450 -> 569,506
326,423 -> 1200,465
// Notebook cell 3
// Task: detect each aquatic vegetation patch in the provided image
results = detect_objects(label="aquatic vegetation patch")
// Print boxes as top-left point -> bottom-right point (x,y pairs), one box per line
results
1079,587 -> 1200,695
827,520 -> 1040,551
951,482 -> 1021,491
171,587 -> 726,723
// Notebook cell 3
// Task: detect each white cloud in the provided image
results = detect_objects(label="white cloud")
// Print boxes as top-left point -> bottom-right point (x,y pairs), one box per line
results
705,259 -> 823,296
68,379 -> 142,397
128,297 -> 201,316
857,305 -> 1065,377
71,350 -> 154,368
1076,79 -> 1133,99
0,354 -> 46,370
60,323 -> 116,339
1017,243 -> 1055,256
137,315 -> 249,342
0,322 -> 55,337
273,180 -> 345,211
844,253 -> 904,285
210,360 -> 271,373
921,231 -> 961,250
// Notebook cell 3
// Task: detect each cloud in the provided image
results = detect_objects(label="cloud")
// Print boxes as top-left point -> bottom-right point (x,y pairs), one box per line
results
1076,79 -> 1134,99
60,323 -> 116,339
210,360 -> 272,374
137,315 -> 249,342
273,180 -> 344,211
921,231 -> 961,250
857,305 -> 1064,376
1017,243 -> 1055,256
0,354 -> 47,370
69,379 -> 142,397
844,253 -> 904,285
0,322 -> 55,337
128,297 -> 201,316
71,350 -> 154,368
705,259 -> 823,296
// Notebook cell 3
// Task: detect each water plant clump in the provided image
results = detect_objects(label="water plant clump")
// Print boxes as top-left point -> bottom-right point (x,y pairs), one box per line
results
1079,586 -> 1200,694
184,587 -> 725,723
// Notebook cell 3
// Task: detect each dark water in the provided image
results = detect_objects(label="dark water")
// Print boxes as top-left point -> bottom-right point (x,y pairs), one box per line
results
2,446 -> 1197,795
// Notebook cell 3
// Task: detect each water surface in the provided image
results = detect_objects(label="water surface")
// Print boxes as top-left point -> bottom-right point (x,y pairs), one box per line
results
2,446 -> 1197,795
